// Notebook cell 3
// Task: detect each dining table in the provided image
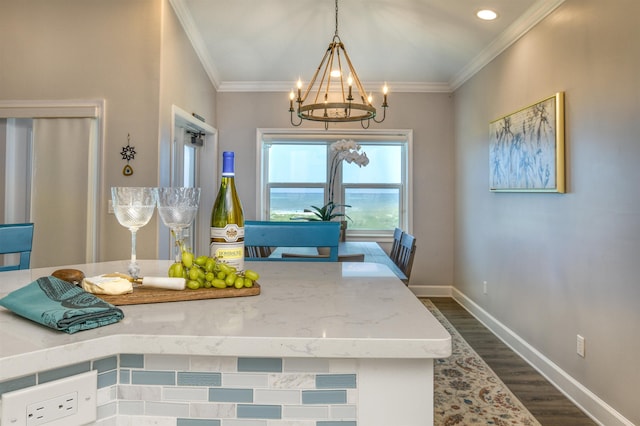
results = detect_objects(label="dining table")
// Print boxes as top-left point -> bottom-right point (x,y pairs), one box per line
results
271,241 -> 408,280
0,259 -> 449,426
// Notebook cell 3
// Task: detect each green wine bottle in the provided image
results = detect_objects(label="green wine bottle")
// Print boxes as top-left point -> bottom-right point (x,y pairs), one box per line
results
210,151 -> 245,271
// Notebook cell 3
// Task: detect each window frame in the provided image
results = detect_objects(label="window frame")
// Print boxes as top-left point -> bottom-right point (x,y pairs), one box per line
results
256,129 -> 413,241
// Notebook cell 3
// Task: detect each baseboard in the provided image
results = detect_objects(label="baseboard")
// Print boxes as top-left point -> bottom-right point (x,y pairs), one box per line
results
451,288 -> 634,426
408,285 -> 452,298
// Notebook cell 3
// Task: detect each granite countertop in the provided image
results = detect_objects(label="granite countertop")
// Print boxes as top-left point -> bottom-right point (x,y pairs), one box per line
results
0,260 -> 451,381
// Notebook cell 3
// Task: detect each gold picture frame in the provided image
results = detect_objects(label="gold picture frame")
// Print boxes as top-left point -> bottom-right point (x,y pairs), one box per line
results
489,92 -> 565,193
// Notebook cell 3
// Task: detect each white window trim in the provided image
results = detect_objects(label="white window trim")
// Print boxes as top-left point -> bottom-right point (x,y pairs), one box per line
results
256,128 -> 413,242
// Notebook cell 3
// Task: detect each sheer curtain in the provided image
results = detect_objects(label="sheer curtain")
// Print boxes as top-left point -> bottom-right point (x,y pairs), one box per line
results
31,118 -> 96,267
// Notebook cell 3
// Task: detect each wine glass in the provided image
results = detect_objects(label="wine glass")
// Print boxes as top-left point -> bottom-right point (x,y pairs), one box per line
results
157,187 -> 201,262
111,187 -> 158,278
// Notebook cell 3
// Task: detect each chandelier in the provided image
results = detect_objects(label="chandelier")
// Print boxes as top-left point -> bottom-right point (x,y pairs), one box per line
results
289,0 -> 389,129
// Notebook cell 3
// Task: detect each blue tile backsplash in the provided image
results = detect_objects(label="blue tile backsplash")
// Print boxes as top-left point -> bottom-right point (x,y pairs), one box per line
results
93,356 -> 118,373
120,353 -> 144,368
131,370 -> 176,385
0,374 -> 36,395
237,404 -> 282,419
178,371 -> 222,387
39,361 -> 91,384
237,357 -> 283,373
209,388 -> 254,403
302,390 -> 348,404
316,374 -> 357,389
0,353 -> 358,425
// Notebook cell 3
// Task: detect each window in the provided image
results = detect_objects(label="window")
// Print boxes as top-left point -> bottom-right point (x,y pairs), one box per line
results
258,130 -> 412,239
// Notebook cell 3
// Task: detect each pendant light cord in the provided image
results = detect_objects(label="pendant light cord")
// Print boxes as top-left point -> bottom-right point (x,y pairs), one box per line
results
334,0 -> 339,37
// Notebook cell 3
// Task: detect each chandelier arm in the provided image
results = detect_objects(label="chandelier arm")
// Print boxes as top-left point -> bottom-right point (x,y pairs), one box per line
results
290,109 -> 303,126
324,43 -> 337,103
313,43 -> 335,105
360,119 -> 371,129
336,46 -> 346,103
341,45 -> 369,104
372,105 -> 387,123
303,45 -> 332,103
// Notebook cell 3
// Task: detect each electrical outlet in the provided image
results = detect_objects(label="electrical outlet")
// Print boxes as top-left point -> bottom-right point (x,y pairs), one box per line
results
1,370 -> 96,426
577,334 -> 585,357
483,281 -> 488,294
26,392 -> 78,426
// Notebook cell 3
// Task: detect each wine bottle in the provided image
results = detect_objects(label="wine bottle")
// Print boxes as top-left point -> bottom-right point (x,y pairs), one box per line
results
210,151 -> 245,271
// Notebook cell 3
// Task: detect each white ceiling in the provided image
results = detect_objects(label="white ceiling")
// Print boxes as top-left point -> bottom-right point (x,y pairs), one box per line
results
172,0 -> 564,92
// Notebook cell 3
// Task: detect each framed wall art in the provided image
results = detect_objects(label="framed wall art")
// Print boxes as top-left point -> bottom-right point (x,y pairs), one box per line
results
489,92 -> 565,193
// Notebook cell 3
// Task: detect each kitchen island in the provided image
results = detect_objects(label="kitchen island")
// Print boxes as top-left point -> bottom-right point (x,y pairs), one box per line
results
0,260 -> 450,425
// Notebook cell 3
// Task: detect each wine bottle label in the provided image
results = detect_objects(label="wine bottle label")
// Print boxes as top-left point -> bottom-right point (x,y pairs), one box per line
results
210,241 -> 244,271
210,224 -> 245,271
210,224 -> 244,242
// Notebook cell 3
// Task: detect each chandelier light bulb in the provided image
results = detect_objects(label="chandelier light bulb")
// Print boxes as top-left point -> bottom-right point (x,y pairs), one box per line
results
296,78 -> 302,102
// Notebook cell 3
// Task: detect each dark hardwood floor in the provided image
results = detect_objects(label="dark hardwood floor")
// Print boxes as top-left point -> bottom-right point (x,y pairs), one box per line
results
427,297 -> 598,426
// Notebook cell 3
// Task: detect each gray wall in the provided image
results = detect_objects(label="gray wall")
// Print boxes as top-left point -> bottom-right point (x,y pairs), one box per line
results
3,0 -> 636,422
453,0 -> 639,423
0,0 -> 216,262
216,91 -> 455,288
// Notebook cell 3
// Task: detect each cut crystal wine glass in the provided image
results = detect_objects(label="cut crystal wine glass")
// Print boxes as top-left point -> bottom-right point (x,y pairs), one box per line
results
111,187 -> 158,278
157,187 -> 201,262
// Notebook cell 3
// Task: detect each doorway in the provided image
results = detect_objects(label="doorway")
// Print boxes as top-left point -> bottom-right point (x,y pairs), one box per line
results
160,105 -> 217,259
0,100 -> 103,268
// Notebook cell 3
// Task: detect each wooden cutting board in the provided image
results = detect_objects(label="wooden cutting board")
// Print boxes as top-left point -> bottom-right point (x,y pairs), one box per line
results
95,283 -> 260,306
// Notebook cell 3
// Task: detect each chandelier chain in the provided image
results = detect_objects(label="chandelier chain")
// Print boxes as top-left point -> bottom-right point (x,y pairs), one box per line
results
334,0 -> 339,37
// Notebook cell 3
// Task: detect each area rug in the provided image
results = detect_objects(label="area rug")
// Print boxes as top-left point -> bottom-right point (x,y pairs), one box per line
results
422,299 -> 541,426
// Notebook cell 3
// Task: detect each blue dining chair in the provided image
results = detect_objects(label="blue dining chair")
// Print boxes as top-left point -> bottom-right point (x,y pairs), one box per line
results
395,232 -> 416,285
389,227 -> 404,263
245,221 -> 340,262
0,223 -> 35,271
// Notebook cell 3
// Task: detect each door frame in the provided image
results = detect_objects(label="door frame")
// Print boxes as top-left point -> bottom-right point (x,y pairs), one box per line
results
168,105 -> 217,258
0,99 -> 105,262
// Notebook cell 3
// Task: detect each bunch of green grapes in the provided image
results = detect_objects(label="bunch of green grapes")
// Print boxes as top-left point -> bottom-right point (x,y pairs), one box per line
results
168,251 -> 260,291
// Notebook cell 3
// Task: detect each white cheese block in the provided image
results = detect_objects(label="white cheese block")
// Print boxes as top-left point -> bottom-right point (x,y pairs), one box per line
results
82,275 -> 134,295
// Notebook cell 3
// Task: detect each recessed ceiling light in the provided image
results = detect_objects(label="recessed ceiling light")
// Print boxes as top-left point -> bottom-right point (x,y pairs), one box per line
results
477,9 -> 498,21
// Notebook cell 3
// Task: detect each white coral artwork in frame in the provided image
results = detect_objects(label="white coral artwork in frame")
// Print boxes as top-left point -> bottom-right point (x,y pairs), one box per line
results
489,92 -> 565,193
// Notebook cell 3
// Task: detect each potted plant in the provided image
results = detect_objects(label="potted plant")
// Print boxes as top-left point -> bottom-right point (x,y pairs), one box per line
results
293,139 -> 369,242
304,201 -> 351,222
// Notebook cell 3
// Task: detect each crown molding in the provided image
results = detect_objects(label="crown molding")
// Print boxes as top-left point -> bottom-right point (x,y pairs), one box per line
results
217,81 -> 452,94
449,0 -> 566,90
169,0 -> 221,89
171,0 -> 565,95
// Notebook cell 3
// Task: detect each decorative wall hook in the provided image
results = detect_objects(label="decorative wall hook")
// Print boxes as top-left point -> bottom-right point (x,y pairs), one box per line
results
121,133 -> 136,176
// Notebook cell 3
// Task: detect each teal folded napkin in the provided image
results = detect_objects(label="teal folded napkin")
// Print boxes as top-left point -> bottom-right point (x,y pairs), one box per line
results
0,276 -> 124,334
